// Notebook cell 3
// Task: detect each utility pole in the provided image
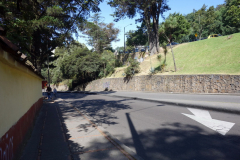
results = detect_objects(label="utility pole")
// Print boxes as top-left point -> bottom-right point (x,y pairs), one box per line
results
199,14 -> 201,40
124,23 -> 132,56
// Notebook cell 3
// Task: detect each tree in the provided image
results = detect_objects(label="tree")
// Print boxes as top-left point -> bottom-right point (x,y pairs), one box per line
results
58,42 -> 102,83
192,4 -> 209,40
49,42 -> 88,82
99,50 -> 115,77
49,41 -> 117,85
82,13 -> 120,53
108,0 -> 170,55
0,0 -> 103,72
205,6 -> 219,35
126,23 -> 148,52
223,0 -> 240,33
159,13 -> 190,43
115,46 -> 124,54
158,13 -> 190,72
184,4 -> 224,40
211,4 -> 226,35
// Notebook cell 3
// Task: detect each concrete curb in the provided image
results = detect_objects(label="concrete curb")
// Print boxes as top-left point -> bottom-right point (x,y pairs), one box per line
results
97,94 -> 240,115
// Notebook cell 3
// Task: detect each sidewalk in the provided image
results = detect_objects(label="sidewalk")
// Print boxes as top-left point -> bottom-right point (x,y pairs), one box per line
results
20,98 -> 143,160
93,91 -> 240,114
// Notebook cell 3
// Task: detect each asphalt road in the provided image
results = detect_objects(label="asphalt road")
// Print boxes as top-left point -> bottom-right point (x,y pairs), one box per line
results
96,91 -> 240,104
59,93 -> 240,160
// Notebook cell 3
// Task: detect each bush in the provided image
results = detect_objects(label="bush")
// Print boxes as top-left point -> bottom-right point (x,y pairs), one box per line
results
157,55 -> 162,61
154,62 -> 167,73
124,58 -> 140,77
115,59 -> 123,67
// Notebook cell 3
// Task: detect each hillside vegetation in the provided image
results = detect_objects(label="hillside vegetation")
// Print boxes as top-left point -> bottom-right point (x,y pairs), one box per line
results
109,33 -> 240,78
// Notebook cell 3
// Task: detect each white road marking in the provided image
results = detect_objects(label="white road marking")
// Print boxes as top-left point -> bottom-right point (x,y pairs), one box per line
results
182,108 -> 235,135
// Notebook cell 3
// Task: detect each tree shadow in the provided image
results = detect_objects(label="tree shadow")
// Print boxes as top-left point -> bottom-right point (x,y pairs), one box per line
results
56,93 -> 240,160
123,76 -> 133,83
64,98 -> 132,127
83,119 -> 240,160
120,117 -> 240,160
55,94 -> 135,159
57,92 -> 90,99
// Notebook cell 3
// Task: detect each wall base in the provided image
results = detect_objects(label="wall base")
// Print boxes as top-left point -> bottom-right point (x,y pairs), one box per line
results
0,98 -> 43,160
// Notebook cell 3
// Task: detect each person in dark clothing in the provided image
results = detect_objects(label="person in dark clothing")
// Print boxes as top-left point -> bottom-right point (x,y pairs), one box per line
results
46,86 -> 52,99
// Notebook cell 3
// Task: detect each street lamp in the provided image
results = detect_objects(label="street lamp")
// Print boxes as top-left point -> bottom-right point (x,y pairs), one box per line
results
124,23 -> 132,55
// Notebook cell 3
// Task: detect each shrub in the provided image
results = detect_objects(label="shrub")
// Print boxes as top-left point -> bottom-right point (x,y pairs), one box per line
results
157,55 -> 162,61
124,58 -> 140,77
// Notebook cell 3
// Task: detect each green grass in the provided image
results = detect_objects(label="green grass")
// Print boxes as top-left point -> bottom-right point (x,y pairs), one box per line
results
161,33 -> 240,75
108,33 -> 240,78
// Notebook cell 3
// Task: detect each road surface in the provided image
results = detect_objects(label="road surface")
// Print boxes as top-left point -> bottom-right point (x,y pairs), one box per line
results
58,93 -> 240,160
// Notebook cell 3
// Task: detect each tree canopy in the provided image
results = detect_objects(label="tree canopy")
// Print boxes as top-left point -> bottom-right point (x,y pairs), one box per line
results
0,0 -> 103,71
82,13 -> 120,53
184,1 -> 240,41
108,0 -> 170,55
126,23 -> 148,52
159,13 -> 190,43
45,41 -> 116,85
223,0 -> 240,33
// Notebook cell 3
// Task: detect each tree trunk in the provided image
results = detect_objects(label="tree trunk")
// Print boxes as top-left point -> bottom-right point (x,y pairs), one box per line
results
169,43 -> 177,72
144,5 -> 160,56
149,32 -> 160,56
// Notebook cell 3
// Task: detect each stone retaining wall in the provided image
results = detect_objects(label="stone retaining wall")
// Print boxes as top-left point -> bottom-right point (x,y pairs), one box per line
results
85,75 -> 240,93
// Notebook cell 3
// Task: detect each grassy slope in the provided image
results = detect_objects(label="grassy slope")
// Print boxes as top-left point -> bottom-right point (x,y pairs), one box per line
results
109,33 -> 240,78
164,33 -> 240,75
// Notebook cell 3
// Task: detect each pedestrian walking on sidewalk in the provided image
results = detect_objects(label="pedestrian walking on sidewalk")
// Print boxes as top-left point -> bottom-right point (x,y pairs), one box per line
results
53,88 -> 57,98
46,86 -> 52,100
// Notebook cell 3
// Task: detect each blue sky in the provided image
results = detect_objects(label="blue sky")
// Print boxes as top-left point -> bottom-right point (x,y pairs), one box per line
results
76,0 -> 225,49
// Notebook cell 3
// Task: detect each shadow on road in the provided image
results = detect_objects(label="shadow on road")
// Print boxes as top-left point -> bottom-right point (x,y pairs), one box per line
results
126,113 -> 147,159
60,93 -> 132,127
57,93 -> 240,160
56,93 -> 134,159
121,120 -> 240,160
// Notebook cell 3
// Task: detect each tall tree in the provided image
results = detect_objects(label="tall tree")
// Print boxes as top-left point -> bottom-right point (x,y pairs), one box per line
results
99,50 -> 115,77
223,0 -> 240,34
82,13 -> 120,53
0,0 -> 103,72
126,23 -> 148,52
185,5 -> 222,40
159,13 -> 190,43
204,6 -> 218,36
192,4 -> 208,40
108,0 -> 170,55
48,41 -> 87,84
57,42 -> 102,83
